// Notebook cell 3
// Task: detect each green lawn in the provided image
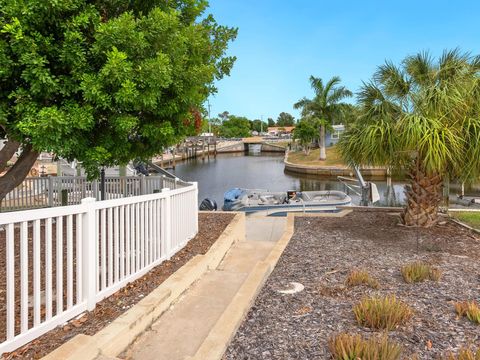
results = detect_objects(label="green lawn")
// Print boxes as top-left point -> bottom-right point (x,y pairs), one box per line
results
287,146 -> 346,167
451,211 -> 480,229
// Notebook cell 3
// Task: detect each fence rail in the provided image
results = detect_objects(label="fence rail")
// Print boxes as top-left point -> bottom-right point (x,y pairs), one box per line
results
0,175 -> 190,212
0,182 -> 198,354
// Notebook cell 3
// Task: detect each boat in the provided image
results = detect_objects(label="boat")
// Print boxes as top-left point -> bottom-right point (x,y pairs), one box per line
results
222,188 -> 351,216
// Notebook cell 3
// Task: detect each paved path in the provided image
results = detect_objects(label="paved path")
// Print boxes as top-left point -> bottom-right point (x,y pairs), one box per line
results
119,215 -> 285,360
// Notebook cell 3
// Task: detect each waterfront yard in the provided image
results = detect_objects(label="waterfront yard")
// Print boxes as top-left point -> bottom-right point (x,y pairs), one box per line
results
286,146 -> 346,167
224,211 -> 480,359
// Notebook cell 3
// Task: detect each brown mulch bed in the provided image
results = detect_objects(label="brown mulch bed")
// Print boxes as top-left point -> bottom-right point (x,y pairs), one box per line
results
2,212 -> 234,359
224,212 -> 480,359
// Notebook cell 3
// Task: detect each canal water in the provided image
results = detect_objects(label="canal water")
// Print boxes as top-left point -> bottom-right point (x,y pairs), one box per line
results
171,152 -> 480,208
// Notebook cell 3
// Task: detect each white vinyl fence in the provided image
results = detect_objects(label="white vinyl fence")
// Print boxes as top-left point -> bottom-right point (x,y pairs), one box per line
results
0,182 -> 198,354
0,175 -> 187,212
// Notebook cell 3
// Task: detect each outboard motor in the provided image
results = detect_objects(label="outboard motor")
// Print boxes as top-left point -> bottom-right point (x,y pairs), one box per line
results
133,161 -> 150,176
199,198 -> 217,211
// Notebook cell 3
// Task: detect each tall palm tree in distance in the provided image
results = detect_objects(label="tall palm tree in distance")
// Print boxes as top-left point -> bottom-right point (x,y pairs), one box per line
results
294,76 -> 352,160
339,49 -> 480,227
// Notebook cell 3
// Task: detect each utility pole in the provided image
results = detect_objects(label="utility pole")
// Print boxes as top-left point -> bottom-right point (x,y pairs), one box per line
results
260,115 -> 264,133
207,99 -> 212,134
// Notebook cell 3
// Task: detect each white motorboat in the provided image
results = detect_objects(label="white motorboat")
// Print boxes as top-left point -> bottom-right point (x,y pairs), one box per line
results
222,188 -> 351,216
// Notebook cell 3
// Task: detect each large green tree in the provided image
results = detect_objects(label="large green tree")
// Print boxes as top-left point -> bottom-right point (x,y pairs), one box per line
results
0,0 -> 236,200
294,76 -> 352,160
250,119 -> 267,133
293,119 -> 317,155
276,112 -> 295,126
218,115 -> 251,138
339,50 -> 480,226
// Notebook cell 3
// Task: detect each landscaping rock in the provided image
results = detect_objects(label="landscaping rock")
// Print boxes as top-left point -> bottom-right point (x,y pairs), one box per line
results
224,212 -> 480,359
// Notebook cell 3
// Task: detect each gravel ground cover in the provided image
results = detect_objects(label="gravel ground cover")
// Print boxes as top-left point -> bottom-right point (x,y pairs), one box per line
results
2,212 -> 234,359
224,212 -> 480,359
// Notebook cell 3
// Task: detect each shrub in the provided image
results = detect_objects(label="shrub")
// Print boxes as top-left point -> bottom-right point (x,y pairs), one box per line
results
353,295 -> 413,330
455,301 -> 480,324
442,347 -> 480,360
401,262 -> 442,283
345,270 -> 380,289
328,333 -> 402,360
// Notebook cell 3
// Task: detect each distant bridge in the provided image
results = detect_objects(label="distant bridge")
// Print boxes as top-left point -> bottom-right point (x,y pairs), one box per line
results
217,138 -> 287,153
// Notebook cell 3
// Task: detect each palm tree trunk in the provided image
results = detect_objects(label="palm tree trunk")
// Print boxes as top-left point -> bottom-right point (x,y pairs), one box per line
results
402,160 -> 442,227
319,125 -> 326,160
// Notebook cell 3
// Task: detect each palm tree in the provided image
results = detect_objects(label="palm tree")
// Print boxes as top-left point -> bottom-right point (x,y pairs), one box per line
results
294,76 -> 352,160
339,49 -> 480,227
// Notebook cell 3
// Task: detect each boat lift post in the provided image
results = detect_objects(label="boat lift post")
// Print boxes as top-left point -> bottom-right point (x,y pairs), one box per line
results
353,166 -> 371,206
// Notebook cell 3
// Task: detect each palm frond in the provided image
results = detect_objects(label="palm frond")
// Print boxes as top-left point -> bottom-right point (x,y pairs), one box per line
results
374,61 -> 410,100
327,86 -> 353,104
356,81 -> 401,120
437,48 -> 470,84
338,118 -> 400,168
293,98 -> 311,110
309,76 -> 324,96
404,51 -> 435,88
323,76 -> 342,96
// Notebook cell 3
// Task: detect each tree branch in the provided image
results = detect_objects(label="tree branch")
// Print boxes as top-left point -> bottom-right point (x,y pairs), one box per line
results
0,144 -> 39,202
0,139 -> 21,173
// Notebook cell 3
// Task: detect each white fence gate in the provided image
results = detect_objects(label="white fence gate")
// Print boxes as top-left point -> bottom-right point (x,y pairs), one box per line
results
0,182 -> 198,354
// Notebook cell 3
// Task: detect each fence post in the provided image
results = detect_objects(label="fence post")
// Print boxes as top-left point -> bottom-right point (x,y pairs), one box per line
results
192,182 -> 199,234
161,175 -> 165,190
162,188 -> 171,259
100,168 -> 106,201
61,189 -> 68,206
140,176 -> 146,195
92,180 -> 98,200
81,197 -> 97,310
48,176 -> 54,207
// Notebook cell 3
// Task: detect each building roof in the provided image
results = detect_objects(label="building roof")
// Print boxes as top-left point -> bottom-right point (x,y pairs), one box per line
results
267,126 -> 295,133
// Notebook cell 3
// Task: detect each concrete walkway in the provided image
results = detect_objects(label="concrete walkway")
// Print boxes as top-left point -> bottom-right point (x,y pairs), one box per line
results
120,215 -> 286,360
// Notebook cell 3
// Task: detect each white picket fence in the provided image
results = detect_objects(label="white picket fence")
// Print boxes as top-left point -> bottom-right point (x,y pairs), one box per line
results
0,175 -> 187,212
0,182 -> 198,354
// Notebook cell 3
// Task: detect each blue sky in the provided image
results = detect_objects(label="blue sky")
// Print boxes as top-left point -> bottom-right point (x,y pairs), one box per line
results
206,0 -> 480,121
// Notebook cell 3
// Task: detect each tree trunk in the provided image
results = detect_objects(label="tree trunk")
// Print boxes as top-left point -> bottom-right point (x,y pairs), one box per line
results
0,144 -> 40,202
319,125 -> 326,160
0,139 -> 20,173
318,125 -> 327,160
402,160 -> 442,227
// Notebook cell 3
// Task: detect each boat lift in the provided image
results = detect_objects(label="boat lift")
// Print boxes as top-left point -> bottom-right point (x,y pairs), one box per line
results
338,166 -> 380,206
